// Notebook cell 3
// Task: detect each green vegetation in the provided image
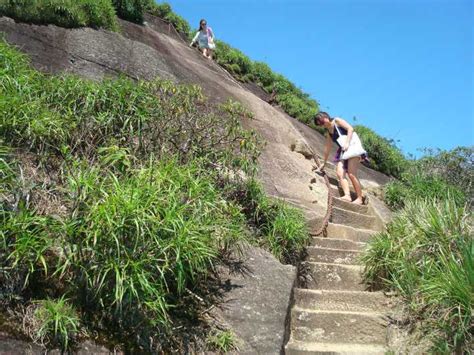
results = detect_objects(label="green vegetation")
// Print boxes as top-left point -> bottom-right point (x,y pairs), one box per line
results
354,125 -> 408,178
383,146 -> 472,209
146,1 -> 191,38
0,39 -> 308,351
236,179 -> 309,264
362,198 -> 473,353
31,298 -> 80,349
206,329 -> 239,353
0,0 -> 119,30
112,0 -> 151,24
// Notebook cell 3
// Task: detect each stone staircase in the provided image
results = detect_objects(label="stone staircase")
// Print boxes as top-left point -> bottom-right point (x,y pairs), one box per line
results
285,173 -> 390,354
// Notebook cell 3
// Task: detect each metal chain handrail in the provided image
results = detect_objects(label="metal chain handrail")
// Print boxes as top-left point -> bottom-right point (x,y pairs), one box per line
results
309,152 -> 334,236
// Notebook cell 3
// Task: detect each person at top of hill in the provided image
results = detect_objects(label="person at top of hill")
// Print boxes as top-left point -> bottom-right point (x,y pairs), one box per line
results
189,19 -> 215,60
314,112 -> 368,205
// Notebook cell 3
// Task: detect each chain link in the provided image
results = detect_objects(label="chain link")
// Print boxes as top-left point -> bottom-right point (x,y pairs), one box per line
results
309,153 -> 334,236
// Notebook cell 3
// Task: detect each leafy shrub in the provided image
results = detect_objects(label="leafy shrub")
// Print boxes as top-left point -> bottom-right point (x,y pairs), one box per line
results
251,61 -> 276,92
111,0 -> 151,24
276,93 -> 318,124
355,125 -> 408,178
31,297 -> 80,350
214,40 -> 254,82
0,0 -> 118,30
361,198 -> 472,352
147,2 -> 191,38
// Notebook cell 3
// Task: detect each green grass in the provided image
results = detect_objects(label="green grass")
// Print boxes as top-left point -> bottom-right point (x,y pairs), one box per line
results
361,197 -> 473,352
0,0 -> 119,30
236,179 -> 309,264
206,329 -> 238,353
32,297 -> 80,350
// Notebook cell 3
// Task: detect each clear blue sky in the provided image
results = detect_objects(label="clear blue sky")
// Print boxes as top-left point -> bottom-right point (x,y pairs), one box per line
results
165,0 -> 473,157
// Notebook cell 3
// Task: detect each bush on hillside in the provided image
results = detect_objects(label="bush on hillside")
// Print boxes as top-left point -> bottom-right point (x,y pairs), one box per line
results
111,0 -> 151,24
355,125 -> 408,178
0,0 -> 118,30
416,146 -> 474,201
251,61 -> 276,92
214,40 -> 254,82
147,2 -> 191,38
362,198 -> 472,353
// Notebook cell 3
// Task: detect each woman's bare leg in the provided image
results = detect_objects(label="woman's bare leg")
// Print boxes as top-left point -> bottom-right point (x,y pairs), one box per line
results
208,49 -> 213,60
336,161 -> 351,201
347,157 -> 363,204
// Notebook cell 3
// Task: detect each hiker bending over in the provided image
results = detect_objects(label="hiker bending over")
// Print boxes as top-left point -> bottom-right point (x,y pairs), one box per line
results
315,112 -> 368,205
190,19 -> 215,60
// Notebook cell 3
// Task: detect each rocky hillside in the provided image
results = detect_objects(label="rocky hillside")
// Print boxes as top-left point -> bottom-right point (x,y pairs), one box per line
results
0,12 -> 393,354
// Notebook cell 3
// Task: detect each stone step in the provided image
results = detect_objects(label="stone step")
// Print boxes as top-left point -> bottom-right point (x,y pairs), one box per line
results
285,340 -> 386,354
303,262 -> 365,291
331,207 -> 378,231
332,197 -> 369,215
329,185 -> 358,201
290,309 -> 387,345
326,223 -> 376,243
306,247 -> 360,265
293,289 -> 390,313
311,237 -> 366,251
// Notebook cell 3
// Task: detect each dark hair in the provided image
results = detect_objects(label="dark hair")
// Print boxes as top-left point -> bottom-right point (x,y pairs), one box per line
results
314,111 -> 330,126
199,19 -> 207,31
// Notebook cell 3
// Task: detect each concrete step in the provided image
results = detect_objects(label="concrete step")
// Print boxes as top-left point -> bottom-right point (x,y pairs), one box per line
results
332,197 -> 369,215
303,262 -> 365,291
306,247 -> 360,265
290,308 -> 387,345
285,340 -> 386,354
293,289 -> 390,313
311,237 -> 366,251
331,207 -> 378,231
326,223 -> 376,243
329,185 -> 358,201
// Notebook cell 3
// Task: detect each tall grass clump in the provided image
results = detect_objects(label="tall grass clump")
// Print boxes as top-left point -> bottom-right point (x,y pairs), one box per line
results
383,146 -> 471,209
29,297 -> 80,350
0,0 -> 118,31
361,197 -> 473,352
63,160 -> 246,338
235,179 -> 309,264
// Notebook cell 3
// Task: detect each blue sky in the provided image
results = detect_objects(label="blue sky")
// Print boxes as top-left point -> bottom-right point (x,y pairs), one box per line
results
165,0 -> 473,157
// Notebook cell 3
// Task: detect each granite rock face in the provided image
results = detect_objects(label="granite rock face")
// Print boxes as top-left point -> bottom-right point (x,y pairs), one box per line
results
211,246 -> 296,354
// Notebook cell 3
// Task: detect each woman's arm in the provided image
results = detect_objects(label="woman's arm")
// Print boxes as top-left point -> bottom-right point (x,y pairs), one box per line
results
334,117 -> 354,151
189,31 -> 199,46
321,133 -> 333,170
